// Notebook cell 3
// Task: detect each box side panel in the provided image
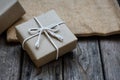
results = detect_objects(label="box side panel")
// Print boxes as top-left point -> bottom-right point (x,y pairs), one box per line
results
0,1 -> 25,34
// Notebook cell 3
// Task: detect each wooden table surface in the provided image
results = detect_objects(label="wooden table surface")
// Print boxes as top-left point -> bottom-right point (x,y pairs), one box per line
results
0,33 -> 120,80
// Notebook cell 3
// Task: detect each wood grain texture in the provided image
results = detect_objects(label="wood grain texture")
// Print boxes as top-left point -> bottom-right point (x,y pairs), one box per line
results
20,39 -> 104,80
7,0 -> 120,42
21,52 -> 63,80
100,36 -> 120,80
63,39 -> 103,80
0,35 -> 21,80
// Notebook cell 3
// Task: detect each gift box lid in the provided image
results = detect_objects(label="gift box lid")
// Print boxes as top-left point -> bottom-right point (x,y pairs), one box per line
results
0,0 -> 25,34
0,0 -> 17,15
16,10 -> 77,60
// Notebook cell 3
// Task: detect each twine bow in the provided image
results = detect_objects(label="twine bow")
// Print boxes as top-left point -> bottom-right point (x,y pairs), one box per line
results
22,17 -> 64,59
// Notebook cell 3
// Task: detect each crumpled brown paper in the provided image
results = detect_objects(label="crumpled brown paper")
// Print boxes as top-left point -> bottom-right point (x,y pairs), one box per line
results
7,0 -> 120,42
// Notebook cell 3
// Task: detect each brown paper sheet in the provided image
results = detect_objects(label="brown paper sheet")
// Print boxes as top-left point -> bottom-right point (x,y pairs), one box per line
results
7,0 -> 120,42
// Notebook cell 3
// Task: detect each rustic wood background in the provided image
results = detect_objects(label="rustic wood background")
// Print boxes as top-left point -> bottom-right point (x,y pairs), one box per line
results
0,33 -> 120,80
0,0 -> 120,80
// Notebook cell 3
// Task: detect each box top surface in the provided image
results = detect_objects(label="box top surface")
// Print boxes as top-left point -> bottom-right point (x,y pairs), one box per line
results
16,10 -> 77,59
0,0 -> 17,15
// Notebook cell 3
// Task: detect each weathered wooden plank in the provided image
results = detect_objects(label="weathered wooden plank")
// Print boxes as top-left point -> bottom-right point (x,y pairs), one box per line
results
21,52 -> 63,80
117,0 -> 120,6
21,39 -> 104,80
100,36 -> 120,80
0,34 -> 21,80
63,39 -> 104,80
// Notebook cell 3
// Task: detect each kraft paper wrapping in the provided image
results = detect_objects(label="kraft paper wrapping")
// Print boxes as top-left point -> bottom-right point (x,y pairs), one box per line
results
7,0 -> 120,42
15,10 -> 77,67
0,0 -> 25,34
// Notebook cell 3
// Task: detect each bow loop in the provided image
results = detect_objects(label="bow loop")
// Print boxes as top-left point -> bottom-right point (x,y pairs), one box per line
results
28,28 -> 41,35
27,25 -> 63,49
22,17 -> 65,59
47,30 -> 63,41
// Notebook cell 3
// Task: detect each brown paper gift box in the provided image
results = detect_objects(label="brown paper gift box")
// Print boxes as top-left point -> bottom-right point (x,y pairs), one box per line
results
0,0 -> 25,34
15,10 -> 77,67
